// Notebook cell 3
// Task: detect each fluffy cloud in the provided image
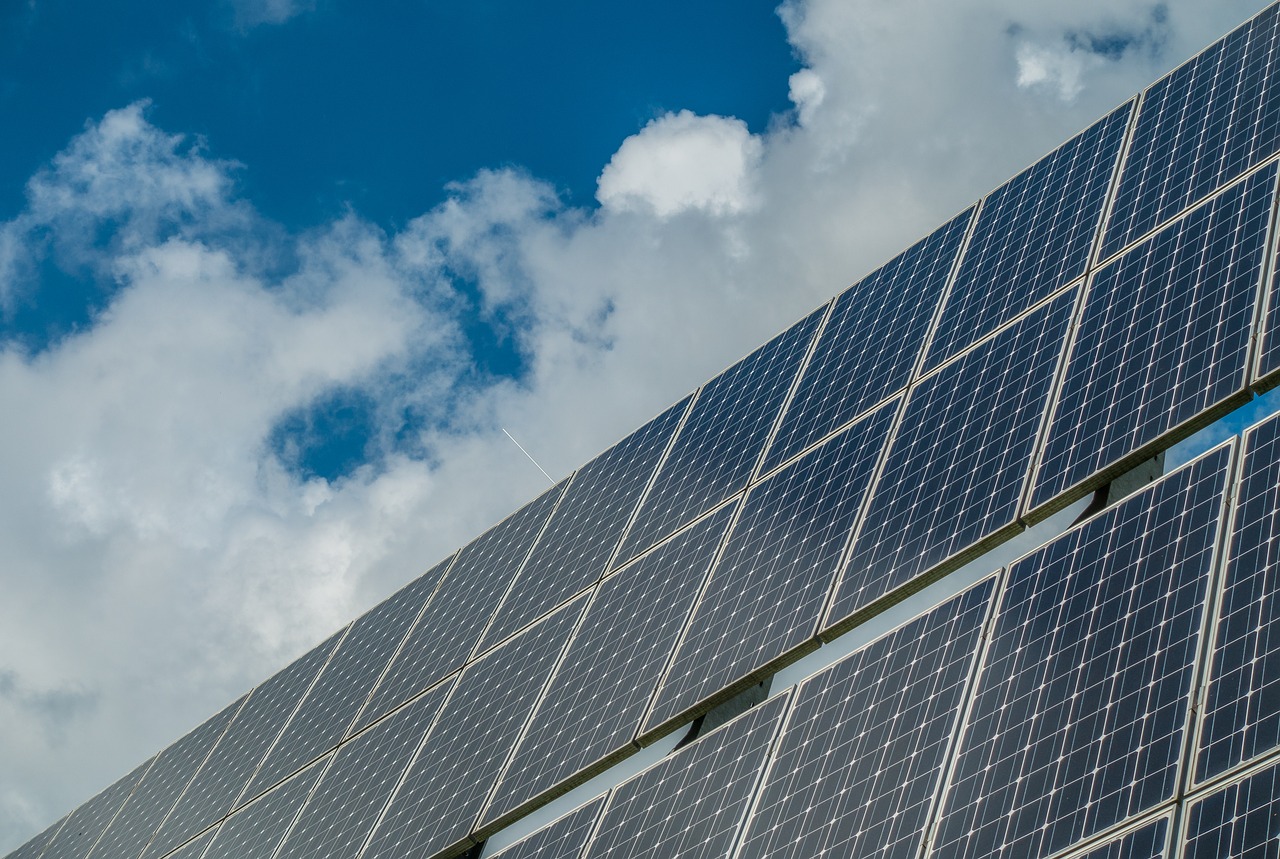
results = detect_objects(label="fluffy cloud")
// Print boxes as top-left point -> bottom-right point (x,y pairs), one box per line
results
597,111 -> 763,218
1,0 -> 1273,852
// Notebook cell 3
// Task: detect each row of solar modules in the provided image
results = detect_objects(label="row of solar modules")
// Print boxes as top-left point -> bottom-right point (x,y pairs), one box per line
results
24,410 -> 1280,859
13,3 -> 1280,859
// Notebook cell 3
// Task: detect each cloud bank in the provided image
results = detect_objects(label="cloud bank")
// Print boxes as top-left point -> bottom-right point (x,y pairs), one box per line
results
0,0 -> 1268,851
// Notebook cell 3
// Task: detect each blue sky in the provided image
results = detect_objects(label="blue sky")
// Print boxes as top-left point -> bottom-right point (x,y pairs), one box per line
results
0,0 -> 1272,852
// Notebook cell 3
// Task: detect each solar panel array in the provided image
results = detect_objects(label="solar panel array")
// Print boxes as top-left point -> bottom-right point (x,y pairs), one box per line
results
22,5 -> 1280,859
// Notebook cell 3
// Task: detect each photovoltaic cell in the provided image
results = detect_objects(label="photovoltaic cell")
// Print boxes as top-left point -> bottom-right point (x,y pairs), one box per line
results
487,796 -> 606,859
825,288 -> 1075,637
84,698 -> 241,859
1062,817 -> 1168,859
352,480 -> 567,733
141,633 -> 343,859
363,596 -> 589,859
614,309 -> 825,567
40,757 -> 154,859
200,761 -> 324,859
1030,164 -> 1275,514
761,208 -> 973,474
1197,411 -> 1280,783
1182,758 -> 1280,858
924,103 -> 1131,370
735,577 -> 994,859
274,678 -> 453,859
1101,4 -> 1280,259
241,555 -> 453,800
581,693 -> 788,859
928,444 -> 1232,859
645,400 -> 897,734
482,504 -> 737,829
478,396 -> 692,653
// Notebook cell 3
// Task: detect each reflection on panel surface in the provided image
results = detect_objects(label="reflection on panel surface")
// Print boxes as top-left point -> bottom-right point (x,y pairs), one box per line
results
736,577 -> 993,859
930,445 -> 1231,859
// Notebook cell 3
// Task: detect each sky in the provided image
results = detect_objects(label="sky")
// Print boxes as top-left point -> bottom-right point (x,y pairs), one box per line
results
0,0 -> 1272,852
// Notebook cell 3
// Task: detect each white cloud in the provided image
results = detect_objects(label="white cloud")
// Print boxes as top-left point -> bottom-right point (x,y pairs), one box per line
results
597,110 -> 763,218
1,0 -> 1275,852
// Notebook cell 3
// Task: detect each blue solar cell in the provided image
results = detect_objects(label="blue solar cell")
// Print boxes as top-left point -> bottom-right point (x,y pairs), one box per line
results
1183,758 -> 1280,858
735,577 -> 995,859
614,309 -> 825,566
581,694 -> 789,859
1197,411 -> 1280,784
644,399 -> 897,735
274,678 -> 453,859
479,396 -> 692,653
1029,165 -> 1275,515
363,596 -> 589,859
242,555 -> 452,801
200,761 -> 324,859
1102,4 -> 1280,259
352,480 -> 567,733
141,632 -> 343,859
487,796 -> 606,859
84,698 -> 240,859
482,503 -> 736,830
824,288 -> 1075,638
40,758 -> 154,859
924,103 -> 1131,370
928,444 -> 1231,859
762,208 -> 973,473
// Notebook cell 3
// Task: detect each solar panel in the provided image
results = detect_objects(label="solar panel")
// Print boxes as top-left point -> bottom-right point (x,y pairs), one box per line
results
761,208 -> 974,474
84,698 -> 241,859
644,399 -> 897,736
824,287 -> 1075,639
241,555 -> 453,801
613,308 -> 825,567
487,796 -> 607,859
362,594 -> 589,859
924,103 -> 1131,370
580,693 -> 788,859
1101,4 -> 1280,259
199,760 -> 324,859
734,576 -> 995,859
1196,411 -> 1280,784
1028,163 -> 1276,517
140,632 -> 343,859
928,443 -> 1232,859
1062,816 -> 1169,859
478,396 -> 692,653
352,479 -> 567,734
3,815 -> 66,859
274,678 -> 454,859
1182,758 -> 1280,858
482,503 -> 737,830
40,757 -> 154,859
